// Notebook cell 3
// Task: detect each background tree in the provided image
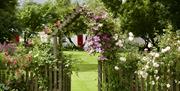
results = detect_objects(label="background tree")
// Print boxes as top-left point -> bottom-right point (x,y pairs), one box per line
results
18,0 -> 74,43
0,0 -> 20,43
159,0 -> 180,30
101,0 -> 168,49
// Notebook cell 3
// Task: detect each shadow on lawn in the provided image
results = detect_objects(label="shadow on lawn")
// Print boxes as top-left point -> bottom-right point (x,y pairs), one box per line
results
77,64 -> 97,72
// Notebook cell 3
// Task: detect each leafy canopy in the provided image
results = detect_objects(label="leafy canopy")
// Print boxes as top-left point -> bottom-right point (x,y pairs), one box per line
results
0,0 -> 20,42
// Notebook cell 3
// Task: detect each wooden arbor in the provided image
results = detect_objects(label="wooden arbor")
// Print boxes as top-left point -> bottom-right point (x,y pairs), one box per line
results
50,5 -> 103,91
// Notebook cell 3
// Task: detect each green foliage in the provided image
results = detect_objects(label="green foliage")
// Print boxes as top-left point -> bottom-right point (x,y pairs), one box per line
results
18,2 -> 56,34
0,0 -> 21,42
0,83 -> 10,91
120,0 -> 167,40
101,0 -> 180,43
100,0 -> 122,17
159,0 -> 180,30
64,16 -> 88,36
18,0 -> 75,42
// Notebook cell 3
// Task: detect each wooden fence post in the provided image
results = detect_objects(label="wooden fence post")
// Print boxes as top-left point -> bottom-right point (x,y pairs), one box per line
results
52,34 -> 63,91
98,61 -> 102,91
59,30 -> 64,91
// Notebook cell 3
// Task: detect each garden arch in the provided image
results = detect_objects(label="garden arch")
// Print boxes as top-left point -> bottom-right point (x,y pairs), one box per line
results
49,5 -> 114,91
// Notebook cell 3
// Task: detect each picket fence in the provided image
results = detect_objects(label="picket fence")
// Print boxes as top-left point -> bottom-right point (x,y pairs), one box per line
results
0,66 -> 71,91
1,68 -> 180,91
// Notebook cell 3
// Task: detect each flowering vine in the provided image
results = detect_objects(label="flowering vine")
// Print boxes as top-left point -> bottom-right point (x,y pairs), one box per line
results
80,8 -> 118,61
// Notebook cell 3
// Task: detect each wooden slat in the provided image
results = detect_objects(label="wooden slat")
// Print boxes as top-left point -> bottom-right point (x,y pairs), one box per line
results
69,74 -> 71,91
30,72 -> 34,91
178,79 -> 180,91
176,79 -> 179,91
152,77 -> 156,91
45,66 -> 48,91
141,77 -> 145,91
25,71 -> 28,90
63,73 -> 66,91
49,69 -> 52,91
102,62 -> 108,91
34,77 -> 38,91
53,70 -> 57,90
146,76 -> 150,91
58,65 -> 63,91
98,61 -> 102,91
135,76 -> 139,91
131,75 -> 136,91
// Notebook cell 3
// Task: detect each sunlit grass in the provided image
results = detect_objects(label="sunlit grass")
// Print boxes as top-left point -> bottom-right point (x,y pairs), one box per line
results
63,51 -> 98,91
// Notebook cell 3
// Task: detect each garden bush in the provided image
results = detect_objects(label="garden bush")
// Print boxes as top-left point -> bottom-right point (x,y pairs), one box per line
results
0,36 -> 79,91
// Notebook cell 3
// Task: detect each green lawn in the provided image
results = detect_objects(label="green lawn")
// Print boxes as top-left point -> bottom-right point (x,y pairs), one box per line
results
63,51 -> 98,91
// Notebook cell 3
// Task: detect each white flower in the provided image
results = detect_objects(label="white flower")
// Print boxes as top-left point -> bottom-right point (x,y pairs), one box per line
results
161,46 -> 171,53
29,51 -> 32,54
144,48 -> 148,51
178,47 -> 180,52
128,32 -> 134,41
148,42 -> 153,48
161,49 -> 166,53
154,53 -> 160,58
166,84 -> 170,88
98,23 -> 103,27
156,76 -> 159,80
113,34 -> 119,40
178,81 -> 180,84
129,32 -> 134,37
116,40 -> 123,47
138,71 -> 148,79
122,0 -> 126,4
114,66 -> 119,70
65,64 -> 69,67
144,65 -> 149,70
142,72 -> 148,79
154,70 -> 158,74
153,62 -> 159,68
166,46 -> 171,50
175,80 -> 177,83
150,52 -> 159,58
120,57 -> 126,62
177,40 -> 180,44
128,36 -> 134,41
151,81 -> 155,85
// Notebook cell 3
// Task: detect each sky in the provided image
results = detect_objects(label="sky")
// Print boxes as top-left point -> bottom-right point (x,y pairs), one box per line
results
34,0 -> 46,3
19,0 -> 85,5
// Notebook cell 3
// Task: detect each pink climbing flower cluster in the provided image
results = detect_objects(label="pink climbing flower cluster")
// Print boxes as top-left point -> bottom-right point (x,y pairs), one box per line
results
84,11 -> 115,61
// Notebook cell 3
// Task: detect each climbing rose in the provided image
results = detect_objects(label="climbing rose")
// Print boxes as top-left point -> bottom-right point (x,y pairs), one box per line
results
166,84 -> 170,88
128,32 -> 134,41
148,42 -> 153,48
119,57 -> 126,62
116,40 -> 123,47
161,46 -> 171,53
114,66 -> 119,70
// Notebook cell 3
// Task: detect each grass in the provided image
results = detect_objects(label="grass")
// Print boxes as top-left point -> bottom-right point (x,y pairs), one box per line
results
63,51 -> 98,91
